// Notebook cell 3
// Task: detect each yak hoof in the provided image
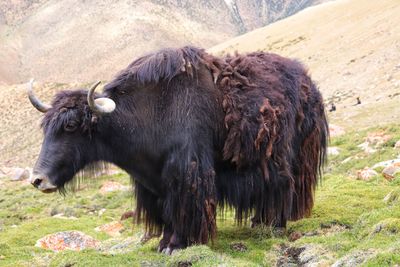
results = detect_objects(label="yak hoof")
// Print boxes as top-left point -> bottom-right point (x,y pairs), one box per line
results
162,247 -> 172,255
161,246 -> 181,255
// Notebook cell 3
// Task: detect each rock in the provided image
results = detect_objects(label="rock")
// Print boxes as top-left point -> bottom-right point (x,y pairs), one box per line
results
358,131 -> 392,154
341,157 -> 353,164
52,213 -> 78,220
99,181 -> 129,194
95,221 -> 124,237
372,159 -> 400,169
332,249 -> 377,267
327,147 -> 340,156
98,208 -> 107,216
356,167 -> 378,181
0,167 -> 31,181
395,140 -> 400,149
365,131 -> 391,147
230,242 -> 247,252
329,124 -> 345,137
120,210 -> 136,221
357,142 -> 377,154
277,244 -> 334,267
177,261 -> 192,267
36,231 -> 100,252
288,231 -> 302,242
383,190 -> 400,204
0,255 -> 5,260
97,232 -> 145,254
371,218 -> 400,236
382,162 -> 400,181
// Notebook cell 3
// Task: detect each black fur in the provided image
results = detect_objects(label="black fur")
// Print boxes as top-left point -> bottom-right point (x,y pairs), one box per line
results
32,46 -> 328,252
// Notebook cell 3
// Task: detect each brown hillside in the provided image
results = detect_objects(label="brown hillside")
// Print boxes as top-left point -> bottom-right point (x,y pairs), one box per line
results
0,0 -> 327,85
209,0 -> 400,131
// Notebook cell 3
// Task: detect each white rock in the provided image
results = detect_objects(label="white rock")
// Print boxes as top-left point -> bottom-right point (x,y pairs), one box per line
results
341,157 -> 353,164
372,159 -> 400,169
394,140 -> 400,149
328,147 -> 340,156
382,164 -> 400,181
357,167 -> 378,181
357,142 -> 376,154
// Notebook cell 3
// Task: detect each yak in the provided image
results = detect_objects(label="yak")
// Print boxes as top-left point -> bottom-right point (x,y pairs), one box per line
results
28,46 -> 328,253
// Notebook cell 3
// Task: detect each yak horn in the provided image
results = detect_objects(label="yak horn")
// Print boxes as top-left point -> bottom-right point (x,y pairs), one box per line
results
27,78 -> 51,113
87,81 -> 116,114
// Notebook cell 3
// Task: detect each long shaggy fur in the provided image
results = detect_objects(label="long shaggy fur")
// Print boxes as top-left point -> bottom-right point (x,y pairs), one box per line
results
104,46 -> 328,238
39,46 -> 328,248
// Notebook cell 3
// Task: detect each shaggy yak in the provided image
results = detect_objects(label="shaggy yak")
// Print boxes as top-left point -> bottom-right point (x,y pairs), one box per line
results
28,46 -> 328,253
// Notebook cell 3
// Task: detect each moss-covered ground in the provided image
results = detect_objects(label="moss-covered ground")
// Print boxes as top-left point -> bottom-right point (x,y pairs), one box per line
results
1,125 -> 400,266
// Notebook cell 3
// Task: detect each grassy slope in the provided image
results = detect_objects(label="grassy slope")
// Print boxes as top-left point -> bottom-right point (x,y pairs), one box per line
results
1,125 -> 400,266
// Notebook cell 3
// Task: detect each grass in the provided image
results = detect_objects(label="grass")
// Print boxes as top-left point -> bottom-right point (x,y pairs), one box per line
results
1,125 -> 400,266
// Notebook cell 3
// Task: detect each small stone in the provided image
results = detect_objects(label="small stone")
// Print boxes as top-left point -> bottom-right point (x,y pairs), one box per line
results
100,181 -> 129,194
288,231 -> 302,242
332,249 -> 377,267
95,221 -> 124,237
341,157 -> 352,164
98,208 -> 106,216
365,131 -> 391,147
357,167 -> 378,181
120,210 -> 136,220
0,255 -> 5,260
394,140 -> 400,149
328,147 -> 340,156
357,142 -> 376,154
36,231 -> 99,252
12,168 -> 29,181
372,159 -> 400,169
230,242 -> 247,252
52,213 -> 78,220
382,163 -> 400,181
177,261 -> 192,267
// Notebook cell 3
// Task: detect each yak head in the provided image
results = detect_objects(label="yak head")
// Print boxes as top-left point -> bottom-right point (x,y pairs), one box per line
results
27,79 -> 116,193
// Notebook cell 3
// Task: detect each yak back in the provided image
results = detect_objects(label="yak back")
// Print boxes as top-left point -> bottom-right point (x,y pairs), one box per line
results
210,51 -> 326,179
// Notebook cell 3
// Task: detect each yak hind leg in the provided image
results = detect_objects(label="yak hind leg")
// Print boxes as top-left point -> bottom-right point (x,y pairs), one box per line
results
251,168 -> 293,230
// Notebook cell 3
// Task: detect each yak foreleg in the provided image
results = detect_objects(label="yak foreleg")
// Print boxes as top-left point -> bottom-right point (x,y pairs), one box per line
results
160,151 -> 217,253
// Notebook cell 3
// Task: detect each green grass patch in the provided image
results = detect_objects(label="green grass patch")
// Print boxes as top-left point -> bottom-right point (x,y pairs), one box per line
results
1,124 -> 400,266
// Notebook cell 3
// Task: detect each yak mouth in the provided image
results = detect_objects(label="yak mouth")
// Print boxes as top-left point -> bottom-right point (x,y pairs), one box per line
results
40,187 -> 58,193
31,172 -> 59,193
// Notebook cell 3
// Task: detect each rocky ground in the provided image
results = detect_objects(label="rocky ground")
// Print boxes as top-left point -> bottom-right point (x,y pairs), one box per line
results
1,124 -> 400,266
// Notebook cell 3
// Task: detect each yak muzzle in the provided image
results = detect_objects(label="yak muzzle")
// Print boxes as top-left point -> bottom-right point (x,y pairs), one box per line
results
30,173 -> 58,193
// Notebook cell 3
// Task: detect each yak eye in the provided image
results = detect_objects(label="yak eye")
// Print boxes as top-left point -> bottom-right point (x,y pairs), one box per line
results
64,121 -> 79,132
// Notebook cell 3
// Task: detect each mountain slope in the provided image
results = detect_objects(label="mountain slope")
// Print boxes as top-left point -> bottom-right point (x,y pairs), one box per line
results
0,0 -> 328,84
210,0 -> 400,131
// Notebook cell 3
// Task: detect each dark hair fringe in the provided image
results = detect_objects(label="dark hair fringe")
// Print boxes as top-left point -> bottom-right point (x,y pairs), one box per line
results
58,161 -> 110,194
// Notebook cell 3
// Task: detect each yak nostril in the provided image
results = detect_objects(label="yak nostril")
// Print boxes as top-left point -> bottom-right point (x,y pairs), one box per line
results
32,178 -> 43,187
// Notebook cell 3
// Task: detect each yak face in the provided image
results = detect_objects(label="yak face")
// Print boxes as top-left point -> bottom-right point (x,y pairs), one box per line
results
33,98 -> 94,192
28,81 -> 115,193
